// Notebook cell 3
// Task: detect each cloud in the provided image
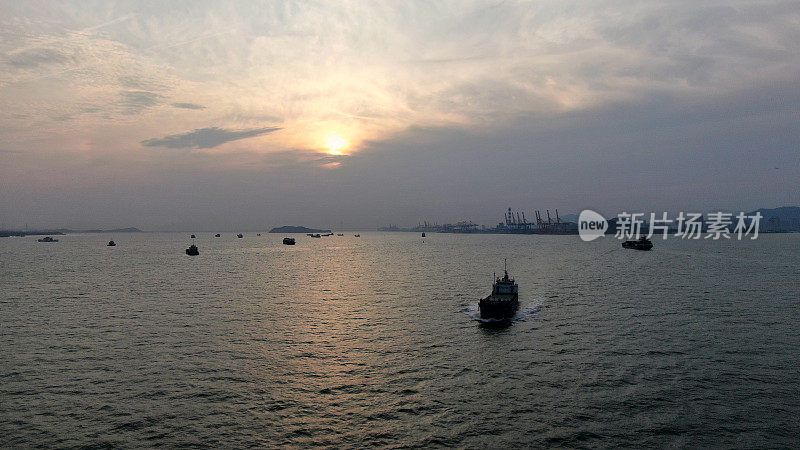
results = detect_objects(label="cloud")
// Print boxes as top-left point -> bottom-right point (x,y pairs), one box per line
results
171,102 -> 205,110
6,48 -> 71,68
120,90 -> 164,114
142,126 -> 281,149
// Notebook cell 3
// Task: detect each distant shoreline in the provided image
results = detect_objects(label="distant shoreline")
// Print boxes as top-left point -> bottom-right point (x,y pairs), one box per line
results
0,227 -> 142,237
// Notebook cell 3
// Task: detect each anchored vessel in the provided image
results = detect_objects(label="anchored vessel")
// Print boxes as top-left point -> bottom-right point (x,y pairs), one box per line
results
622,235 -> 653,250
107,240 -> 116,246
186,244 -> 199,256
237,233 -> 243,238
282,237 -> 295,245
37,236 -> 59,242
479,260 -> 519,319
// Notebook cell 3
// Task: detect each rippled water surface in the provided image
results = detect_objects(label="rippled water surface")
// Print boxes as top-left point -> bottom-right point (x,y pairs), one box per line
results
1,232 -> 799,447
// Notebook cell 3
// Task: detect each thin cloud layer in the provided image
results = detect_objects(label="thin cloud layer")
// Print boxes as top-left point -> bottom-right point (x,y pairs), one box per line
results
6,47 -> 72,68
171,102 -> 205,110
142,126 -> 281,149
120,90 -> 164,114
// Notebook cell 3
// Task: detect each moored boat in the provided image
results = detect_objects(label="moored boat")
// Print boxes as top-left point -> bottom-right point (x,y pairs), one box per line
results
479,259 -> 519,319
37,236 -> 59,242
186,244 -> 199,255
237,233 -> 243,238
107,240 -> 116,246
622,235 -> 653,250
283,237 -> 295,245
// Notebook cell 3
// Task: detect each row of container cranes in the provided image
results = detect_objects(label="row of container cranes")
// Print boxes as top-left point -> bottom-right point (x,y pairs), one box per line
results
384,207 -> 576,234
499,207 -> 568,234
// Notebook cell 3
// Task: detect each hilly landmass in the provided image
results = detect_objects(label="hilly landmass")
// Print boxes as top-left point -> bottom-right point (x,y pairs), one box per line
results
269,225 -> 332,234
747,206 -> 800,232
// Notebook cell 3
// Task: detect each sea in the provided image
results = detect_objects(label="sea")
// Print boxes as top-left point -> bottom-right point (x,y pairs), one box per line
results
1,232 -> 798,447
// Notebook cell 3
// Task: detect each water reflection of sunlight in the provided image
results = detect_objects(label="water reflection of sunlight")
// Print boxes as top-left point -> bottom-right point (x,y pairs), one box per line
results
237,235 -> 425,440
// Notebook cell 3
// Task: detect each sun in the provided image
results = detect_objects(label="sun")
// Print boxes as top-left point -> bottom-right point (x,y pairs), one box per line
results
325,134 -> 347,154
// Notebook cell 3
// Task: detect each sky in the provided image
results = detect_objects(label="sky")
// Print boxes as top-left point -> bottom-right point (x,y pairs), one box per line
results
1,0 -> 799,230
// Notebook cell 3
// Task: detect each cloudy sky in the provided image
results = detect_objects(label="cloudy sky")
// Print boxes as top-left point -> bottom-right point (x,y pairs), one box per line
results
1,0 -> 798,230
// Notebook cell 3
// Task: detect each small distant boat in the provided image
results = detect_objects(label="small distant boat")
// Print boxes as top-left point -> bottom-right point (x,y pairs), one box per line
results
311,234 -> 321,238
237,233 -> 243,238
622,235 -> 653,251
185,244 -> 199,256
37,236 -> 58,242
190,234 -> 196,238
354,234 -> 360,237
337,233 -> 344,236
215,233 -> 221,237
107,240 -> 116,246
422,232 -> 426,237
479,259 -> 519,319
283,237 -> 296,245
257,233 -> 262,236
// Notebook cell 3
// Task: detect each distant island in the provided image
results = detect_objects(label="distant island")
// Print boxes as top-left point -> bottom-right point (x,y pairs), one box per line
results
269,225 -> 332,234
748,206 -> 800,232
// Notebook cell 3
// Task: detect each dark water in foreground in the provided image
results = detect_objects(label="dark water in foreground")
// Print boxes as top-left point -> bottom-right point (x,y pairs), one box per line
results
1,232 -> 799,447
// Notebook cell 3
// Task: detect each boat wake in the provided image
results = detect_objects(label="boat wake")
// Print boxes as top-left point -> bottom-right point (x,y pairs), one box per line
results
463,296 -> 545,323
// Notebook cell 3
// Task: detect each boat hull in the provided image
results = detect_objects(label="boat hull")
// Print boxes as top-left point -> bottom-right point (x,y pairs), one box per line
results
479,293 -> 519,319
622,241 -> 653,250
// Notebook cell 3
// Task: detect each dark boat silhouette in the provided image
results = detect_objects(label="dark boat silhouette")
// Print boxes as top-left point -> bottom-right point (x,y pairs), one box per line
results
186,244 -> 199,255
237,233 -> 243,238
107,240 -> 116,246
190,234 -> 196,238
37,236 -> 58,242
354,234 -> 360,237
215,233 -> 221,237
422,232 -> 426,237
283,237 -> 295,245
622,235 -> 653,250
479,259 -> 519,319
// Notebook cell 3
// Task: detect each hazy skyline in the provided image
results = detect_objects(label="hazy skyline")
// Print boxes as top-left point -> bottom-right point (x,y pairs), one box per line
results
2,1 -> 799,230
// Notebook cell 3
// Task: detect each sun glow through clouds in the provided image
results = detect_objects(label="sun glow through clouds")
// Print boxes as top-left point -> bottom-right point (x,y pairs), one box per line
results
325,134 -> 347,155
